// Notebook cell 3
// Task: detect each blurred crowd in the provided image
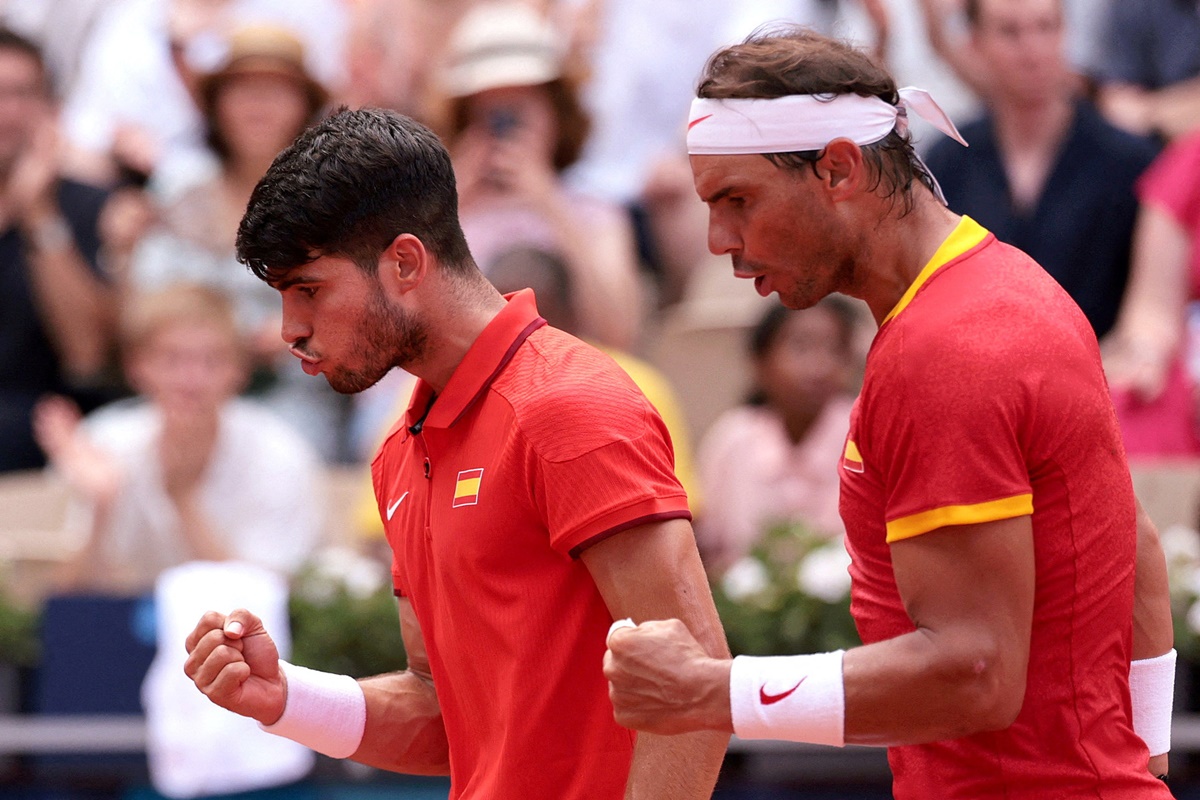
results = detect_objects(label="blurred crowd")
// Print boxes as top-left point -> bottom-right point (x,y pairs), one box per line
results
1,0 -> 1199,674
1,0 -> 1198,793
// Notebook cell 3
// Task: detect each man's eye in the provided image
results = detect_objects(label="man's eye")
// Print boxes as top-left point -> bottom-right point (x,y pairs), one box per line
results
298,286 -> 317,297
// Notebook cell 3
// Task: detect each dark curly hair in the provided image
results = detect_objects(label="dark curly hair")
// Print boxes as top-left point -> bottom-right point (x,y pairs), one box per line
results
697,25 -> 939,214
237,107 -> 473,281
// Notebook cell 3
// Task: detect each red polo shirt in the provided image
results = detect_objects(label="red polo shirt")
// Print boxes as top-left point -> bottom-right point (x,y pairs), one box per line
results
371,289 -> 691,799
840,218 -> 1168,799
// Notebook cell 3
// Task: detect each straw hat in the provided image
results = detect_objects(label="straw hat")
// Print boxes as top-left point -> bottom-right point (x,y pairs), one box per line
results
198,24 -> 328,114
441,2 -> 564,98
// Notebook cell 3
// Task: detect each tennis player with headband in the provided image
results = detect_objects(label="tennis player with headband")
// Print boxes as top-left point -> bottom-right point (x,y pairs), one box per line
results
604,26 -> 1175,799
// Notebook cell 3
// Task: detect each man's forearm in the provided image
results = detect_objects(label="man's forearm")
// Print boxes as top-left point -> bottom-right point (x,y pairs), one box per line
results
1150,77 -> 1200,140
22,212 -> 115,378
1133,499 -> 1173,659
625,729 -> 728,799
353,671 -> 451,775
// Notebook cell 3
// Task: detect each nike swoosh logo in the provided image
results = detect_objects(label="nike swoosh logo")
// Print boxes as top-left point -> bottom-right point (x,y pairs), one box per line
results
759,676 -> 806,706
386,492 -> 409,520
688,113 -> 713,130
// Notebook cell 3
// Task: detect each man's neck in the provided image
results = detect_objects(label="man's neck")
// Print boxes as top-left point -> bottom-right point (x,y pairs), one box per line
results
851,192 -> 962,326
408,276 -> 508,394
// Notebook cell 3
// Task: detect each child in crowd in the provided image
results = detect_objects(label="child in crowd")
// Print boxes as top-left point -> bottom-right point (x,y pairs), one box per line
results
34,283 -> 322,594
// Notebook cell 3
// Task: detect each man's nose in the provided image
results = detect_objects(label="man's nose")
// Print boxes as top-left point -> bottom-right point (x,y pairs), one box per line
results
278,294 -> 311,346
708,216 -> 740,256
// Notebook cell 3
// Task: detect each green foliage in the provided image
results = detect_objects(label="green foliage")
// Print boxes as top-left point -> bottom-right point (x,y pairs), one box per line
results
287,550 -> 407,678
1159,525 -> 1200,662
711,522 -> 860,657
0,591 -> 40,667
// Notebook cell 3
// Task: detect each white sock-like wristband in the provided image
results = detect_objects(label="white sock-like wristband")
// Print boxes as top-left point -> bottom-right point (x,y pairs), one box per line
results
730,651 -> 845,746
1130,649 -> 1176,757
260,661 -> 367,758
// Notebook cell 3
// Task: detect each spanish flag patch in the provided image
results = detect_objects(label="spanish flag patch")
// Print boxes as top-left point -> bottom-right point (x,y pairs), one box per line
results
842,439 -> 864,473
452,468 -> 484,507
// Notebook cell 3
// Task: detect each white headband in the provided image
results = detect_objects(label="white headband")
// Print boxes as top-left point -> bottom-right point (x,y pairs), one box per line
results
686,86 -> 967,155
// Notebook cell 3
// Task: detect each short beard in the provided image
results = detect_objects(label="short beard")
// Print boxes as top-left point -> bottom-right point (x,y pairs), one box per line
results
325,284 -> 427,394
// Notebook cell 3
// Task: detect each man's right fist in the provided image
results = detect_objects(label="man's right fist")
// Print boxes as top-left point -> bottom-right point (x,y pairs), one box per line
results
182,608 -> 287,725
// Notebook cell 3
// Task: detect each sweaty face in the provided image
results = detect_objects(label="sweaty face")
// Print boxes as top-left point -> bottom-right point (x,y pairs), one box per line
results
691,153 -> 855,310
277,256 -> 426,395
327,285 -> 425,393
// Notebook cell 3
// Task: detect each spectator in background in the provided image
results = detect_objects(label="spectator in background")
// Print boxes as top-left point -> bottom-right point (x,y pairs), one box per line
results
1094,0 -> 1200,142
341,0 -> 470,120
106,24 -> 346,461
695,298 -> 860,576
0,27 -> 114,473
1,0 -> 110,101
922,0 -> 1159,340
442,1 -> 644,351
33,284 -> 322,595
1103,130 -> 1200,459
340,0 -> 603,129
35,282 -> 323,799
58,0 -> 346,190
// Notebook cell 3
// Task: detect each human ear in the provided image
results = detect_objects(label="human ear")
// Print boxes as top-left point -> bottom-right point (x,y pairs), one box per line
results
817,138 -> 865,199
379,233 -> 429,296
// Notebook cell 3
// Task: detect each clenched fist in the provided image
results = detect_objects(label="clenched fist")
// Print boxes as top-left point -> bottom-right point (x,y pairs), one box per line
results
602,618 -> 734,736
183,608 -> 287,725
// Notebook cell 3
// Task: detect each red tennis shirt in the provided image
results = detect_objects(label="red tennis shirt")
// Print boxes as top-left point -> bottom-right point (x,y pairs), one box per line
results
840,218 -> 1171,799
371,289 -> 691,799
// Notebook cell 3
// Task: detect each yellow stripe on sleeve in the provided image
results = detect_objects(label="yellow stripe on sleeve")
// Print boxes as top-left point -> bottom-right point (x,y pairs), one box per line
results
885,493 -> 1033,543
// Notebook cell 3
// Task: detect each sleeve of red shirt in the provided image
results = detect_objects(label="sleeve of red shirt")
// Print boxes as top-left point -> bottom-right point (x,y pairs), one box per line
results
1136,132 -> 1200,228
521,374 -> 692,559
864,318 -> 1035,543
370,449 -> 410,596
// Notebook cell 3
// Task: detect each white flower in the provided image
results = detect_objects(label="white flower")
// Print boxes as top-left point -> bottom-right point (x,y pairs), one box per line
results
1162,525 -> 1200,567
722,557 -> 770,601
1179,564 -> 1200,599
1187,599 -> 1200,636
302,546 -> 388,601
796,543 -> 852,603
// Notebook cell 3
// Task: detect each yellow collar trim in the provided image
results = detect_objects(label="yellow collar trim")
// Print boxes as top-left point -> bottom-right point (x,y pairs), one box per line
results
881,216 -> 989,326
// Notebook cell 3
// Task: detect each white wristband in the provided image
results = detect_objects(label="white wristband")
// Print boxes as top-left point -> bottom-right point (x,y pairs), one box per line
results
1130,648 -> 1176,757
260,661 -> 367,758
730,650 -> 845,746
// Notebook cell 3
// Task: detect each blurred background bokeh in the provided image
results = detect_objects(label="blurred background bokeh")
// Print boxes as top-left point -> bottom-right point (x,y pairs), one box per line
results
3,0 -> 1200,797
